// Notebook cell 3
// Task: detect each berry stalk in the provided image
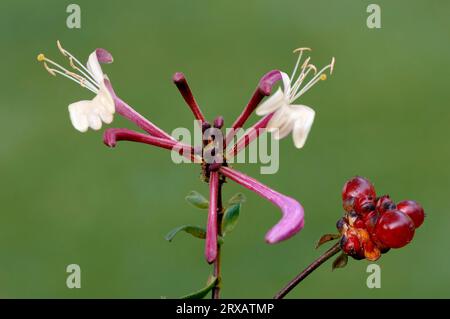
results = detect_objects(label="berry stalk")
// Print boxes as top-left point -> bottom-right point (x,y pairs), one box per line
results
273,242 -> 341,299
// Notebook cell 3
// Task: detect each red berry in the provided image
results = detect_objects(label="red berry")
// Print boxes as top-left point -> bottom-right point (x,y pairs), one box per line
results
340,233 -> 364,259
397,200 -> 425,228
354,196 -> 376,215
374,210 -> 415,248
376,195 -> 396,214
353,217 -> 366,229
342,176 -> 376,213
364,210 -> 380,234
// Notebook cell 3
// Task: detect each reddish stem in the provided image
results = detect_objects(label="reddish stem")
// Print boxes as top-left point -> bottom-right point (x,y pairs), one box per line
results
206,171 -> 219,264
273,243 -> 341,299
212,181 -> 223,299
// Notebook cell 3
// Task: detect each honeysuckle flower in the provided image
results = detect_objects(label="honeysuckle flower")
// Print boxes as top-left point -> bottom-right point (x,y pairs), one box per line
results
220,167 -> 304,243
37,41 -> 115,132
38,41 -> 174,140
256,48 -> 335,148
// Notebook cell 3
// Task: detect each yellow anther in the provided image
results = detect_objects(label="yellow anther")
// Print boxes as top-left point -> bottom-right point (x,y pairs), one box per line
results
37,53 -> 45,62
320,74 -> 327,81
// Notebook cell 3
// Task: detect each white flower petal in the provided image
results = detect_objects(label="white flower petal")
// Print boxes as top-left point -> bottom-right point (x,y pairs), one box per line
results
267,105 -> 289,131
68,101 -> 90,132
276,111 -> 296,140
96,81 -> 115,114
280,72 -> 291,97
94,101 -> 114,124
256,88 -> 285,116
99,109 -> 114,124
291,105 -> 315,148
87,112 -> 102,130
87,51 -> 104,84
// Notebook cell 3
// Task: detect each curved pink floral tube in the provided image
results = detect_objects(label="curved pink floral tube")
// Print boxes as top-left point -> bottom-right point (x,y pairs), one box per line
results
226,70 -> 282,146
103,79 -> 174,141
173,72 -> 206,122
103,128 -> 195,160
227,113 -> 274,158
220,166 -> 304,244
206,171 -> 219,263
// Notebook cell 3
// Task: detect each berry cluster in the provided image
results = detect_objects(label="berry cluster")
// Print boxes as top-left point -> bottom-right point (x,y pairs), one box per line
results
337,176 -> 425,261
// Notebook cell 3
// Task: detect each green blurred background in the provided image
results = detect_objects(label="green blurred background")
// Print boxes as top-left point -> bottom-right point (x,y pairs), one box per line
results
0,0 -> 449,298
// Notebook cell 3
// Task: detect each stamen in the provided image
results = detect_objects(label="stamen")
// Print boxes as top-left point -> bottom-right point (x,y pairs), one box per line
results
46,68 -> 98,94
290,48 -> 311,81
308,64 -> 317,74
56,40 -> 99,87
289,59 -> 315,100
329,57 -> 336,74
56,40 -> 68,57
43,62 -> 56,76
293,59 -> 335,100
38,56 -> 98,94
293,58 -> 311,84
293,47 -> 312,53
68,56 -> 100,89
38,46 -> 100,94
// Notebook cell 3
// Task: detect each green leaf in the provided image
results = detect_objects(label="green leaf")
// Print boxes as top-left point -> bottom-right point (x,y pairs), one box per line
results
185,191 -> 209,209
181,276 -> 218,299
332,253 -> 348,270
222,203 -> 241,236
165,225 -> 206,242
228,193 -> 246,205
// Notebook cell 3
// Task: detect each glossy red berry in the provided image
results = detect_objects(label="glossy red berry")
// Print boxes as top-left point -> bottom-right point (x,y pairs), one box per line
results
374,210 -> 415,248
354,196 -> 376,215
353,217 -> 366,229
342,176 -> 376,213
364,210 -> 380,234
397,200 -> 425,228
376,195 -> 396,214
340,233 -> 364,259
